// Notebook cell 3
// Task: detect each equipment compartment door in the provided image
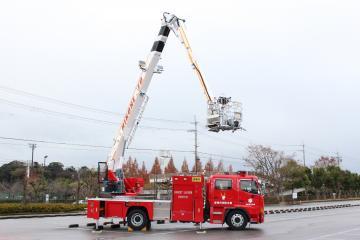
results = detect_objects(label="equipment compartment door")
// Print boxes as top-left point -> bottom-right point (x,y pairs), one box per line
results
172,185 -> 194,221
171,176 -> 204,222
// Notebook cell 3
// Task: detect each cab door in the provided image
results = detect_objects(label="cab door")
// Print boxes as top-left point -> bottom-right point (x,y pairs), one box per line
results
238,179 -> 262,220
213,178 -> 235,205
239,179 -> 261,204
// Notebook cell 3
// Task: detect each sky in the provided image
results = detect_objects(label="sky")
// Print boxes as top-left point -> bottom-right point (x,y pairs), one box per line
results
0,0 -> 359,172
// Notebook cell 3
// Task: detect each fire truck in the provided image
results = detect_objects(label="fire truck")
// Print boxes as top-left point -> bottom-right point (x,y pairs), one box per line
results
86,12 -> 264,231
88,172 -> 264,230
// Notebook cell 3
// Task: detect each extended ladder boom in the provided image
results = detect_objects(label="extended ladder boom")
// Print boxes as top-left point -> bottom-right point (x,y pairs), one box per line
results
105,22 -> 171,193
104,13 -> 243,195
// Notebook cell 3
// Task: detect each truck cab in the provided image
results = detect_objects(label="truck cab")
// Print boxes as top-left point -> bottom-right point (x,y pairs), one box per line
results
205,171 -> 264,230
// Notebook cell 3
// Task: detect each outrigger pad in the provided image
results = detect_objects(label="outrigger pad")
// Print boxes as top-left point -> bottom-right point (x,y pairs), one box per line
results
127,226 -> 148,232
110,224 -> 120,229
86,223 -> 96,227
68,224 -> 79,228
94,225 -> 104,231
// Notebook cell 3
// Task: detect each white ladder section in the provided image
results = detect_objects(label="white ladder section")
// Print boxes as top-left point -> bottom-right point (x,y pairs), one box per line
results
126,93 -> 149,148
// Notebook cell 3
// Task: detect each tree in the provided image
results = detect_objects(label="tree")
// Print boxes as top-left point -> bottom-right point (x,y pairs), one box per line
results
28,175 -> 47,202
0,161 -> 25,183
139,161 -> 149,183
311,167 -> 327,199
228,164 -> 234,173
130,158 -> 140,177
191,158 -> 203,173
204,158 -> 215,175
315,156 -> 339,168
45,162 -> 64,180
62,167 -> 77,180
150,157 -> 162,175
244,145 -> 287,196
181,159 -> 189,174
123,156 -> 139,177
164,157 -> 178,174
280,160 -> 310,192
78,167 -> 98,199
325,166 -> 344,198
216,160 -> 225,173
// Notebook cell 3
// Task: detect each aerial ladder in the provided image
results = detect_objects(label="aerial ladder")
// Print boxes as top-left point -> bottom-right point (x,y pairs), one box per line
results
100,13 -> 243,195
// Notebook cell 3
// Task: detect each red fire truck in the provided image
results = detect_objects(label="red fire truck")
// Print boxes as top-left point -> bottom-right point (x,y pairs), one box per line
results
86,13 -> 264,231
87,172 -> 264,231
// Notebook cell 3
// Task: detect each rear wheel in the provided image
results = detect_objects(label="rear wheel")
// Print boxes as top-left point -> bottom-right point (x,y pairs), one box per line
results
127,209 -> 148,231
226,210 -> 248,230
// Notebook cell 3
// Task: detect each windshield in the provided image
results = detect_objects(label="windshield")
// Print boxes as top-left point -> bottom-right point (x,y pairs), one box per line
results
240,180 -> 259,194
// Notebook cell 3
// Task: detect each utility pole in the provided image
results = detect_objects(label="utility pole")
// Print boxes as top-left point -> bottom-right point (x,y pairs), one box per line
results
23,160 -> 30,204
29,143 -> 37,170
302,143 -> 306,167
336,152 -> 342,167
188,115 -> 199,174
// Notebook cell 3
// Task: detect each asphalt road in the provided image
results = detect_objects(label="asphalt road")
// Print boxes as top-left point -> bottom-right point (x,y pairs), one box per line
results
1,206 -> 360,240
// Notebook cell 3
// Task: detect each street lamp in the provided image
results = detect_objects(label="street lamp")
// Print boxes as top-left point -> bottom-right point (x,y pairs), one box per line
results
43,155 -> 48,167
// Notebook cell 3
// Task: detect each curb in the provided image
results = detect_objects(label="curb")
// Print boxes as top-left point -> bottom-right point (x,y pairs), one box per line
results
264,203 -> 360,215
0,212 -> 86,220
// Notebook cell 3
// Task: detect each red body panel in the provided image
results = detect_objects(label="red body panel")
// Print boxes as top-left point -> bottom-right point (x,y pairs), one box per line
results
171,176 -> 204,223
87,199 -> 154,220
87,199 -> 100,219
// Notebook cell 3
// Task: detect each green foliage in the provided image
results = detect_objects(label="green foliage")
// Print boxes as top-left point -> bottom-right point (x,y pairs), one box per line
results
0,161 -> 25,183
0,203 -> 86,215
280,160 -> 311,190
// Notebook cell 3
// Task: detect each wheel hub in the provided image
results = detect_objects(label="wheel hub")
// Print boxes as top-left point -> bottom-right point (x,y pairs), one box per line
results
231,213 -> 244,227
131,213 -> 144,227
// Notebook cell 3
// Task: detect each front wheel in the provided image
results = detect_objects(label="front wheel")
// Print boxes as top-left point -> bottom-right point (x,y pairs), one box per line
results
127,209 -> 148,231
226,210 -> 248,230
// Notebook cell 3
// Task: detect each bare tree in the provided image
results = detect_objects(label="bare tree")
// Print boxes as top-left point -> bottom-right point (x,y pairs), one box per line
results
244,145 -> 289,197
314,156 -> 339,168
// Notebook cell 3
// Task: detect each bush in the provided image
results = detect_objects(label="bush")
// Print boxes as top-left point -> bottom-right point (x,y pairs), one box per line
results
0,203 -> 86,215
264,195 -> 280,205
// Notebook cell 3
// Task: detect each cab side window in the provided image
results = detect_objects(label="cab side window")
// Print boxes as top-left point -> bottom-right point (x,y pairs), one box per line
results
240,180 -> 259,194
215,179 -> 232,190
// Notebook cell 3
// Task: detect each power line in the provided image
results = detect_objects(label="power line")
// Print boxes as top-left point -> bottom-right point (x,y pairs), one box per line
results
0,136 -> 110,149
0,98 -> 189,131
199,128 -> 304,149
198,151 -> 243,161
0,85 -> 191,124
198,130 -> 248,148
0,142 -> 27,146
0,136 -> 245,161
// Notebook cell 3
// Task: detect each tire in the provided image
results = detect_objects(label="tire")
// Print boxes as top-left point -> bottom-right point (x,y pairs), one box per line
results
226,210 -> 248,230
146,220 -> 152,230
127,209 -> 148,231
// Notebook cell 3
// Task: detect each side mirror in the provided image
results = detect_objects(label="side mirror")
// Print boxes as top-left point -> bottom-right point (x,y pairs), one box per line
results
261,183 -> 266,195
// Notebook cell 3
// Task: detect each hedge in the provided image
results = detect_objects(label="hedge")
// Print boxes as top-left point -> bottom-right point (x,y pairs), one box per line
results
0,203 -> 86,215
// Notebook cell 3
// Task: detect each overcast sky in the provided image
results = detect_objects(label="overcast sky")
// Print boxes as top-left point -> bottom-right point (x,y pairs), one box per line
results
0,0 -> 359,172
